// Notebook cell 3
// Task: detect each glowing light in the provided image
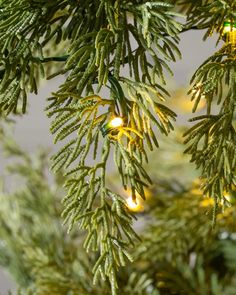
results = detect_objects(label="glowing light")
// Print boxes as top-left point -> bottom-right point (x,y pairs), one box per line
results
100,116 -> 124,137
223,22 -> 236,46
223,21 -> 236,34
220,192 -> 232,206
177,96 -> 206,113
126,196 -> 144,212
109,117 -> 123,128
224,193 -> 231,202
200,198 -> 214,208
223,26 -> 233,34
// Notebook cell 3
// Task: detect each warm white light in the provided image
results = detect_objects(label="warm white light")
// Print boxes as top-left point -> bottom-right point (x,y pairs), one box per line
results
223,25 -> 236,34
224,193 -> 231,203
223,22 -> 236,34
220,193 -> 232,206
126,196 -> 143,212
224,26 -> 231,33
109,117 -> 123,128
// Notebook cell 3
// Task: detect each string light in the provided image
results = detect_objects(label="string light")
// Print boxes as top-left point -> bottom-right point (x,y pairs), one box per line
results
224,193 -> 231,202
222,21 -> 236,46
100,116 -> 124,137
109,117 -> 123,128
223,21 -> 236,34
126,196 -> 144,212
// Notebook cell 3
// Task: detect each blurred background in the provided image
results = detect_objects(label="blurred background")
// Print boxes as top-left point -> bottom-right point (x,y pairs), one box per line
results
0,29 -> 219,293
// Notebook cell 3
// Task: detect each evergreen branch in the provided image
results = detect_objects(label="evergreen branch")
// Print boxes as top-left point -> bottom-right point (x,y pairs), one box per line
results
35,25 -> 202,65
184,28 -> 236,222
46,1 -> 182,290
2,124 -> 236,294
0,1 -> 182,293
185,0 -> 236,40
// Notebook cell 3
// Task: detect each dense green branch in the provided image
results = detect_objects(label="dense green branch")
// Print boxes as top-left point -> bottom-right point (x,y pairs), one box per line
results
36,26 -> 203,65
1,0 -> 235,293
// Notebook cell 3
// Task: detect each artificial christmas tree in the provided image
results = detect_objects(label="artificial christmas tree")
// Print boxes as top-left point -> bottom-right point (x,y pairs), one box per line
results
0,1 -> 235,294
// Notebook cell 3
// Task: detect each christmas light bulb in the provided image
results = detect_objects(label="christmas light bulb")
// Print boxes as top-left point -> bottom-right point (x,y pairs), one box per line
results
223,21 -> 236,34
100,116 -> 124,137
126,196 -> 144,212
219,192 -> 232,207
222,21 -> 236,46
109,117 -> 123,128
224,193 -> 231,202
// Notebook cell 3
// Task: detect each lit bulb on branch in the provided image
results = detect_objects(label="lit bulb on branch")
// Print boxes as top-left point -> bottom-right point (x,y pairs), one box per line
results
223,21 -> 236,34
220,192 -> 232,206
200,192 -> 232,208
124,188 -> 151,212
126,196 -> 144,212
100,116 -> 124,137
222,21 -> 236,46
110,117 -> 123,128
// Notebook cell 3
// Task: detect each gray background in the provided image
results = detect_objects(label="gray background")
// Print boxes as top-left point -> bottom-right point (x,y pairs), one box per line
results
0,30 -> 219,293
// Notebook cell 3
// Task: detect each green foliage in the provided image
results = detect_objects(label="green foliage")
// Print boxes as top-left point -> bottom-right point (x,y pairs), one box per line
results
1,132 -> 236,295
0,130 -> 110,295
0,1 -> 183,292
0,0 -> 70,113
44,2 -> 182,291
185,0 -> 236,40
183,0 -> 236,221
131,183 -> 236,295
0,0 -> 236,293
